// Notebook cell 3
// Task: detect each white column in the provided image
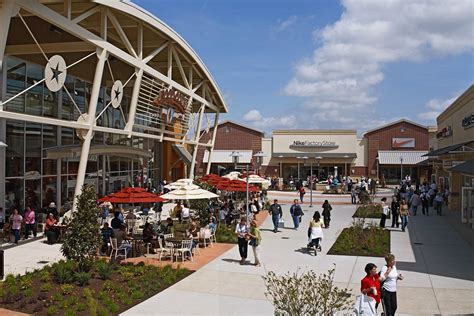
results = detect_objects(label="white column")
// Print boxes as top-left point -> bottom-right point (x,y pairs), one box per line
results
0,0 -> 16,219
205,111 -> 220,175
72,49 -> 107,211
188,104 -> 205,179
125,68 -> 143,137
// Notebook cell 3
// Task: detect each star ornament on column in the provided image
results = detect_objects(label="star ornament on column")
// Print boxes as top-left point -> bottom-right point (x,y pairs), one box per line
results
111,80 -> 123,109
44,55 -> 67,92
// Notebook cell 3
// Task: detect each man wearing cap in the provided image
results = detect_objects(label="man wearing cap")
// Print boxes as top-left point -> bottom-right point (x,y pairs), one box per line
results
47,202 -> 59,220
269,199 -> 282,233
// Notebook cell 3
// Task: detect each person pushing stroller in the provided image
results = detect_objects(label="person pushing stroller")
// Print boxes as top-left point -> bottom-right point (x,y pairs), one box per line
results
307,211 -> 324,256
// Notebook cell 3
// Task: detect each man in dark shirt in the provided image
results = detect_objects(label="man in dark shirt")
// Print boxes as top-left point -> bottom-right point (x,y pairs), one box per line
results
111,212 -> 122,230
100,222 -> 114,254
269,199 -> 283,233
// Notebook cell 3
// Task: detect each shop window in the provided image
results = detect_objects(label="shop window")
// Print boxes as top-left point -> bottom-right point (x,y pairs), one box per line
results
6,121 -> 24,177
62,76 -> 75,120
42,176 -> 57,208
5,178 -> 24,218
5,57 -> 26,113
26,63 -> 43,116
25,123 -> 41,174
25,179 -> 41,210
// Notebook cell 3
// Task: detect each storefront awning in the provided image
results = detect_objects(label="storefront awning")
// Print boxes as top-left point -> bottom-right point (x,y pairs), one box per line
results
172,144 -> 192,165
203,150 -> 252,163
46,145 -> 153,159
449,160 -> 474,176
424,141 -> 473,157
272,153 -> 357,158
378,151 -> 428,165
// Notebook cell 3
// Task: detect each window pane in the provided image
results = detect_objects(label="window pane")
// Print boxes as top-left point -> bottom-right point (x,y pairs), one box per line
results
6,57 -> 26,113
5,178 -> 24,218
43,88 -> 58,118
26,63 -> 43,116
6,121 -> 24,177
62,76 -> 75,120
62,127 -> 74,146
42,176 -> 57,209
25,123 -> 41,174
42,159 -> 57,176
25,179 -> 41,211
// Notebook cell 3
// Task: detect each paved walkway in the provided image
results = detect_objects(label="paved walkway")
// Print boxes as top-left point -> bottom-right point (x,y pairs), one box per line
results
123,192 -> 474,315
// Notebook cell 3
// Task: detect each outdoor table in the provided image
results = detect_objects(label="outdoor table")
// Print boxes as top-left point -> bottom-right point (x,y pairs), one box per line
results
53,224 -> 68,241
164,237 -> 186,248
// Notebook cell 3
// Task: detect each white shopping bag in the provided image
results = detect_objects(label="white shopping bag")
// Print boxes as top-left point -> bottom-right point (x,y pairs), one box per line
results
278,218 -> 285,228
353,294 -> 376,315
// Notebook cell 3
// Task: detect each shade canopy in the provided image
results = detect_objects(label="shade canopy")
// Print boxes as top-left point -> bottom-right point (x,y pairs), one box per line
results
98,187 -> 167,203
216,180 -> 260,192
222,171 -> 242,180
164,178 -> 196,190
160,185 -> 219,200
238,174 -> 271,185
377,151 -> 428,165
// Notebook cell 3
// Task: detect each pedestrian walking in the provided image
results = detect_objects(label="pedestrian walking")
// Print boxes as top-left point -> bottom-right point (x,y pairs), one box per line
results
380,253 -> 404,316
269,199 -> 282,233
248,220 -> 262,267
23,206 -> 37,239
307,211 -> 324,255
420,191 -> 429,215
11,209 -> 23,244
434,192 -> 444,215
299,186 -> 305,203
409,191 -> 421,216
290,199 -> 303,230
400,199 -> 409,232
322,200 -> 332,228
360,263 -> 381,313
351,189 -> 357,204
379,197 -> 389,228
235,217 -> 249,265
390,196 -> 400,228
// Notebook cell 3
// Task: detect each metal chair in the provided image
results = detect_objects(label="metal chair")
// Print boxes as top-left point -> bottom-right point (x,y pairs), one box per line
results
109,237 -> 128,260
174,239 -> 193,262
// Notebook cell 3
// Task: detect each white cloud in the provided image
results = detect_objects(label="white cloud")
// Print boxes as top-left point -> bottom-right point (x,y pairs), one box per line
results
417,95 -> 457,122
276,15 -> 298,32
284,0 -> 473,128
242,109 -> 296,130
243,109 -> 263,121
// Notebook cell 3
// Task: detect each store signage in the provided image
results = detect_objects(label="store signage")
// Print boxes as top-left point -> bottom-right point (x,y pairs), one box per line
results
152,88 -> 189,124
392,138 -> 415,148
290,140 -> 338,148
436,126 -> 452,139
461,113 -> 474,129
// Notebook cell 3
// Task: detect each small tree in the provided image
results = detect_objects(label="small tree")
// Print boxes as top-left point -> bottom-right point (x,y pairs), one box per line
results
61,184 -> 101,271
263,267 -> 352,315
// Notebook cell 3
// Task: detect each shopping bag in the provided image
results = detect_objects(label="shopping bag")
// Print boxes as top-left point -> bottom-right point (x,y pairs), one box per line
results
397,216 -> 402,224
278,218 -> 285,228
353,294 -> 376,315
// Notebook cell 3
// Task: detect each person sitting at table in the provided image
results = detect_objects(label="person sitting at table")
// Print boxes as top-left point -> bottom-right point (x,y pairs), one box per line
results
143,222 -> 157,254
125,211 -> 137,220
164,217 -> 174,235
207,217 -> 217,234
44,213 -> 59,244
100,222 -> 114,255
182,203 -> 191,222
111,211 -> 122,235
141,204 -> 150,216
115,224 -> 132,255
187,221 -> 199,256
172,201 -> 183,222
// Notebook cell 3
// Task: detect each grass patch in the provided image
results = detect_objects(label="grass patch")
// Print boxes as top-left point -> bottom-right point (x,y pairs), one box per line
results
353,204 -> 382,218
215,224 -> 238,244
0,261 -> 191,315
328,226 -> 390,257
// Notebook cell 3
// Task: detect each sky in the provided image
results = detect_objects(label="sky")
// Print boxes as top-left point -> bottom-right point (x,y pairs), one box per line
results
133,0 -> 473,135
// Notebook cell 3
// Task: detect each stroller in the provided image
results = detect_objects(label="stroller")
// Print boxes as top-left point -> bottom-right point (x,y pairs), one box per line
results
307,226 -> 323,256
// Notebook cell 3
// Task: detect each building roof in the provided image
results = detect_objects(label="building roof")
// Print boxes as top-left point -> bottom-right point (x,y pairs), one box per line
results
208,120 -> 264,136
424,141 -> 473,157
377,151 -> 428,165
449,160 -> 474,176
437,85 -> 473,123
363,119 -> 428,136
203,150 -> 252,164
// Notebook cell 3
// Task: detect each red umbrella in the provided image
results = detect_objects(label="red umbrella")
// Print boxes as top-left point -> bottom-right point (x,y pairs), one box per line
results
98,187 -> 167,203
217,180 -> 259,192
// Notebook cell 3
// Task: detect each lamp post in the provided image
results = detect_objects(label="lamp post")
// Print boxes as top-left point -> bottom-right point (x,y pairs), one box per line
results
230,151 -> 249,224
316,156 -> 322,179
400,156 -> 403,183
296,156 -> 301,180
343,155 -> 349,178
278,155 -> 284,179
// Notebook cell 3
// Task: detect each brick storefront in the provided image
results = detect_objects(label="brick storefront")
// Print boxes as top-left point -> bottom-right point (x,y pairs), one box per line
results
196,121 -> 264,176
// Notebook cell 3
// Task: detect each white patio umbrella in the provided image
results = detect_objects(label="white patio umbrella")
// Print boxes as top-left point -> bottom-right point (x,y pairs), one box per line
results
164,178 -> 195,190
160,185 -> 219,200
222,171 -> 242,180
239,174 -> 271,185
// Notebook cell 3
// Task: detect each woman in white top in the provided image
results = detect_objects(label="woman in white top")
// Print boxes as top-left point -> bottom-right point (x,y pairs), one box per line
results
379,253 -> 403,316
235,217 -> 249,265
307,211 -> 324,255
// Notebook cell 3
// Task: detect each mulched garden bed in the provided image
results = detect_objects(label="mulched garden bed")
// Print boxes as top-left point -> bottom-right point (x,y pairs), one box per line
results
352,204 -> 382,218
327,227 -> 390,257
0,259 -> 191,315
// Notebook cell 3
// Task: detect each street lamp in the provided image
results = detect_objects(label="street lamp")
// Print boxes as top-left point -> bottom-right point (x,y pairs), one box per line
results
343,155 -> 349,178
296,156 -> 301,180
230,151 -> 249,224
400,156 -> 403,183
278,155 -> 284,179
253,151 -> 265,175
316,156 -> 322,180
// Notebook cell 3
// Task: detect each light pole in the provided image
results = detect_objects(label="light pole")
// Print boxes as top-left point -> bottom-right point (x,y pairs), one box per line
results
316,156 -> 322,185
230,151 -> 249,224
400,156 -> 403,183
343,155 -> 349,178
296,156 -> 301,180
278,155 -> 284,179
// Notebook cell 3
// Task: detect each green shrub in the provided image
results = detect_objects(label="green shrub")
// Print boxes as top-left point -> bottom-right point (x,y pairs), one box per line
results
52,293 -> 63,302
328,226 -> 390,257
353,204 -> 382,218
61,185 -> 102,272
64,309 -> 76,316
47,306 -> 58,315
74,271 -> 91,286
76,303 -> 86,311
96,260 -> 114,280
263,267 -> 352,315
23,288 -> 33,297
60,284 -> 74,295
52,260 -> 76,284
40,283 -> 52,292
215,224 -> 238,244
39,270 -> 52,282
131,290 -> 143,300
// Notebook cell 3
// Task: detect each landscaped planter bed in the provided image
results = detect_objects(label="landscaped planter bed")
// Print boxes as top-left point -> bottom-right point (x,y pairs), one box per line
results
327,227 -> 390,257
352,204 -> 383,218
0,260 -> 191,315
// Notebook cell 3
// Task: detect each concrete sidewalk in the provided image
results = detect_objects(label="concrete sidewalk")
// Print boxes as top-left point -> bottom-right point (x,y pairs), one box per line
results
123,192 -> 474,315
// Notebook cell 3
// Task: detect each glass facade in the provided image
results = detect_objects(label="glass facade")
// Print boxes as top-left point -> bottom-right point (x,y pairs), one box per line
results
282,164 -> 345,181
2,56 -> 160,217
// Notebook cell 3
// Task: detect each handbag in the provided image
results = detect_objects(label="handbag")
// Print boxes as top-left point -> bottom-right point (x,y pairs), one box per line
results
398,215 -> 402,224
353,294 -> 376,315
249,238 -> 257,246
